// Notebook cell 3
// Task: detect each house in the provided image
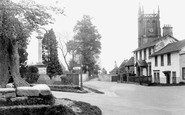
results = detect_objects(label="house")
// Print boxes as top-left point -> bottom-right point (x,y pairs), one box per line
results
134,34 -> 178,77
125,57 -> 135,76
132,5 -> 185,84
109,62 -> 119,82
150,39 -> 185,84
118,59 -> 128,82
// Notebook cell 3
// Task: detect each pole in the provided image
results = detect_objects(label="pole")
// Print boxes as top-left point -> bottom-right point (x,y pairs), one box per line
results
80,57 -> 83,90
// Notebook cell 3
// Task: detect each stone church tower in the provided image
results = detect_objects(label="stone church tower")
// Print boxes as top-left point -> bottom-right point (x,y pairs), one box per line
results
138,6 -> 161,47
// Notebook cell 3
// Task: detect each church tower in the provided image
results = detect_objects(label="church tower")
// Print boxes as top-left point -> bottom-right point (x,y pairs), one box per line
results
138,5 -> 161,47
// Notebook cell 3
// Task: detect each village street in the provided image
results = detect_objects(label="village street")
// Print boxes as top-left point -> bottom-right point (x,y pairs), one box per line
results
52,80 -> 185,115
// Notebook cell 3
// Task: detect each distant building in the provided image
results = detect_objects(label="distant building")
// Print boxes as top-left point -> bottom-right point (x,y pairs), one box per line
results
125,57 -> 135,75
109,61 -> 119,82
133,5 -> 185,84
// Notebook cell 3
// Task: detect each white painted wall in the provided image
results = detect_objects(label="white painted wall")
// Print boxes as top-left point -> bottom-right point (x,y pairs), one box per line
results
151,52 -> 180,84
179,52 -> 185,82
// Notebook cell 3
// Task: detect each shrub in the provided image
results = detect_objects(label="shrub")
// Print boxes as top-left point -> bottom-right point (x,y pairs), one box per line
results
25,66 -> 40,84
0,105 -> 75,115
60,77 -> 73,85
0,94 -> 55,106
179,82 -> 185,85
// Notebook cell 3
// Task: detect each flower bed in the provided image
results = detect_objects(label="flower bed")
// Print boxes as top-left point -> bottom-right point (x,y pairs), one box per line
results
49,85 -> 88,93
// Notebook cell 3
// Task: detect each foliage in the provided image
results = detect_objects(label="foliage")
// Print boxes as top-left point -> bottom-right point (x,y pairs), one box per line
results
101,68 -> 107,74
25,66 -> 39,83
0,104 -> 75,115
72,15 -> 101,75
42,29 -> 63,78
0,0 -> 64,87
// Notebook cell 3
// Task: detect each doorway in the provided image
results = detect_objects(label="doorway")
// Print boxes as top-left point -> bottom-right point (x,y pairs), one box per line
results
163,71 -> 171,84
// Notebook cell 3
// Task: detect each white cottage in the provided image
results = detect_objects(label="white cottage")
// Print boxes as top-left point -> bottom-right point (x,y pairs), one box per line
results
150,39 -> 185,84
133,35 -> 178,77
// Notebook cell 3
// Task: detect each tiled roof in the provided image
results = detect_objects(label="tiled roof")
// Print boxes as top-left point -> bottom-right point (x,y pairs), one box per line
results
109,66 -> 119,74
125,57 -> 134,67
151,39 -> 185,57
134,38 -> 160,52
134,35 -> 178,52
135,60 -> 148,67
119,60 -> 128,68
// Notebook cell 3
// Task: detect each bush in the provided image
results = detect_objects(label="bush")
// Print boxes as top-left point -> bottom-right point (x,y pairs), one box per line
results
0,94 -> 55,106
25,66 -> 40,84
0,104 -> 75,115
179,82 -> 185,85
74,100 -> 102,115
60,77 -> 73,85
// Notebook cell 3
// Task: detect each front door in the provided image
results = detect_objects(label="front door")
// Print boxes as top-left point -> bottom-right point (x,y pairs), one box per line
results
137,66 -> 140,76
166,72 -> 171,84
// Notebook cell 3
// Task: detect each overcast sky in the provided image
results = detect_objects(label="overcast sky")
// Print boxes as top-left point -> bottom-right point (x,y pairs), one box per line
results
27,0 -> 185,72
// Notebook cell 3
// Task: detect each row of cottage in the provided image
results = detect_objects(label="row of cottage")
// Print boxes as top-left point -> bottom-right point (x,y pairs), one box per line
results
110,6 -> 185,84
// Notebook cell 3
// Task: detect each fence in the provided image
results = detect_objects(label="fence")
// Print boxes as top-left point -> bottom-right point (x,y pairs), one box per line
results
128,76 -> 152,84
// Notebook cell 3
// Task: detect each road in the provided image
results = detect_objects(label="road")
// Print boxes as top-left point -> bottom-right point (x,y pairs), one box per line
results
52,80 -> 185,115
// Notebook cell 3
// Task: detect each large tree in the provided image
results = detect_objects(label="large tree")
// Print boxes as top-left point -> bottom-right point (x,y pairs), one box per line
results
0,0 -> 63,87
73,15 -> 101,76
42,29 -> 63,78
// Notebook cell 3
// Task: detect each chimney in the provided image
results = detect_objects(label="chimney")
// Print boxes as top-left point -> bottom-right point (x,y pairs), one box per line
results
163,24 -> 173,36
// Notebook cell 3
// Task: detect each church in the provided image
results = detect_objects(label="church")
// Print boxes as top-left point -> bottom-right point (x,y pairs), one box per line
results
133,6 -> 185,84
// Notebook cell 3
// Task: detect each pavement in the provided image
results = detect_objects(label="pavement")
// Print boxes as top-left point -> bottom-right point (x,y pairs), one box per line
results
52,80 -> 185,115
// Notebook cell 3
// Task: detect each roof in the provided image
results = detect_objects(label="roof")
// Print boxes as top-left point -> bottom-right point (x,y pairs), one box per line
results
109,66 -> 119,74
151,39 -> 185,56
134,35 -> 178,52
135,60 -> 148,67
119,60 -> 128,68
125,57 -> 134,67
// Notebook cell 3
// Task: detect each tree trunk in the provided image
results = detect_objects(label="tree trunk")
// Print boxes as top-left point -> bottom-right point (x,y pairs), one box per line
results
0,39 -> 29,87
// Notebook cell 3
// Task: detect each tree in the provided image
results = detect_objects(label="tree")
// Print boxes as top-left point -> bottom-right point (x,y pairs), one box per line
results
101,68 -> 107,74
0,0 -> 64,87
73,15 -> 101,76
57,33 -> 70,71
42,29 -> 63,78
58,33 -> 82,72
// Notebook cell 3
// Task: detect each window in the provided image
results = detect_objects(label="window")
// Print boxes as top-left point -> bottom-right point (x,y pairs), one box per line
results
136,52 -> 138,61
182,68 -> 185,80
161,55 -> 164,66
148,63 -> 151,76
140,51 -> 142,60
155,56 -> 158,66
154,73 -> 157,83
157,72 -> 160,83
154,70 -> 160,83
167,53 -> 171,65
172,71 -> 176,84
144,49 -> 146,60
147,20 -> 150,27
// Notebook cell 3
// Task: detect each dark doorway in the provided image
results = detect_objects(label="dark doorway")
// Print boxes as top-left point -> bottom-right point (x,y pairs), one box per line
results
163,71 -> 171,84
137,66 -> 140,76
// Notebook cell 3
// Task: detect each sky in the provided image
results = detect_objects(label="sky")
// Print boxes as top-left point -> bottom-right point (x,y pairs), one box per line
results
27,0 -> 185,72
